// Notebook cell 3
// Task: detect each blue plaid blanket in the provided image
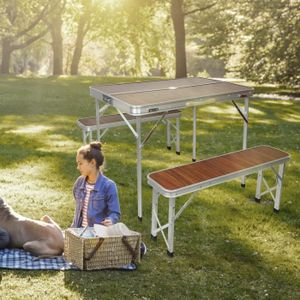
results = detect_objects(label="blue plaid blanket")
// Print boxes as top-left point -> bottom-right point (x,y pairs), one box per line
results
0,248 -> 137,271
0,248 -> 76,270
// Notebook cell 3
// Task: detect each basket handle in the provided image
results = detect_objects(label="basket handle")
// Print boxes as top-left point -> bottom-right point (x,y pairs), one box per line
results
122,236 -> 139,262
85,238 -> 104,261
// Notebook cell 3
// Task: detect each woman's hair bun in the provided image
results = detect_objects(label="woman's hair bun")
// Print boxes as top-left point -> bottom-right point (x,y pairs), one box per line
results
90,141 -> 102,151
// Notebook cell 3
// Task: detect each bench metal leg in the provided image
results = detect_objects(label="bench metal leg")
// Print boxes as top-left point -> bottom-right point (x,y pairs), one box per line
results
167,197 -> 176,257
255,170 -> 263,202
274,163 -> 285,213
95,98 -> 101,141
166,117 -> 181,155
82,130 -> 93,144
82,130 -> 87,144
151,189 -> 160,240
255,164 -> 286,213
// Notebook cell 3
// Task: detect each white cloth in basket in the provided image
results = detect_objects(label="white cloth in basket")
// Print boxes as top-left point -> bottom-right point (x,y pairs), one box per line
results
94,223 -> 133,237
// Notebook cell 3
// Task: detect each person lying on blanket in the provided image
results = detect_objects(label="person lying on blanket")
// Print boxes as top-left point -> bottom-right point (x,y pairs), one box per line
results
71,142 -> 121,228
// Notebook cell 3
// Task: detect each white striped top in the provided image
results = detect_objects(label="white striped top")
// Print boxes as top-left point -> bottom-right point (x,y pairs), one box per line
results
82,182 -> 95,227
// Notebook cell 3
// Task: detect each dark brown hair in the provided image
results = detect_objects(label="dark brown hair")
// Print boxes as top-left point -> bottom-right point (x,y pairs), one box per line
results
77,142 -> 104,169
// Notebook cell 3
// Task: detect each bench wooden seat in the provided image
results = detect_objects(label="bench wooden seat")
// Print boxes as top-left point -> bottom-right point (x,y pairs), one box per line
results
77,110 -> 181,153
147,145 -> 290,256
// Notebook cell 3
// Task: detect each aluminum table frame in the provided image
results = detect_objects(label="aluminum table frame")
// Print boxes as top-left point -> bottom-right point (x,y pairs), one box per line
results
89,77 -> 253,219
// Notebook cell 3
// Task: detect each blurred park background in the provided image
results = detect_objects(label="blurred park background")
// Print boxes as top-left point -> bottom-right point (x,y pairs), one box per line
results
0,0 -> 299,86
0,1 -> 300,299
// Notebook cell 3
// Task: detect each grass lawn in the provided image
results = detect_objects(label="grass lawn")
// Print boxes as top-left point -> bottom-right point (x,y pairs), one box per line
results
0,76 -> 299,300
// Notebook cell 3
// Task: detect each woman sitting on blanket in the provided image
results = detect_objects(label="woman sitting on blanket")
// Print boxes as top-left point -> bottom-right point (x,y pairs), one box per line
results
71,142 -> 121,228
71,142 -> 147,257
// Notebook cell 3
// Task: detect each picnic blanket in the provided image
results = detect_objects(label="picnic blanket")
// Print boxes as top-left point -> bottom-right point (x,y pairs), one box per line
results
0,248 -> 137,271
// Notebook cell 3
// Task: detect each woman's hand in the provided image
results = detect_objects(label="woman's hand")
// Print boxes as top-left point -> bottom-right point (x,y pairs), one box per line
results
101,218 -> 112,226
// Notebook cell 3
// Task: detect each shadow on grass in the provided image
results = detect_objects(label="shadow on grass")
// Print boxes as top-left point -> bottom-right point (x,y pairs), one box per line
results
0,269 -> 60,279
0,77 -> 299,298
61,196 -> 299,299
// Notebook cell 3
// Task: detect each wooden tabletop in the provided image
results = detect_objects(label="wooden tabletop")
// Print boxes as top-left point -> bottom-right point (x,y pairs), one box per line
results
90,77 -> 253,107
148,146 -> 290,191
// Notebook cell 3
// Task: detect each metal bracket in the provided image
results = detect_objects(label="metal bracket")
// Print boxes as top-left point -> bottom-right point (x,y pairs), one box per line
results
232,100 -> 248,124
98,103 -> 110,115
103,95 -> 113,104
140,111 -> 168,149
115,108 -> 138,139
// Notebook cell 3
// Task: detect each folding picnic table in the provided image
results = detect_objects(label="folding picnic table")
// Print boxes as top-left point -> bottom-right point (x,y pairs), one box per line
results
90,77 -> 253,219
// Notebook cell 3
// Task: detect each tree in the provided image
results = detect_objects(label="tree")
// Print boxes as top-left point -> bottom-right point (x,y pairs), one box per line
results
70,7 -> 90,74
96,0 -> 173,77
236,0 -> 300,86
69,0 -> 97,75
45,0 -> 66,75
189,0 -> 300,86
169,0 -> 218,78
170,0 -> 186,78
0,1 -> 51,74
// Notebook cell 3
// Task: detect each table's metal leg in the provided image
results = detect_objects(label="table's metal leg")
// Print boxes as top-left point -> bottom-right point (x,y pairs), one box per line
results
151,189 -> 159,240
136,117 -> 143,220
274,164 -> 285,213
241,97 -> 249,187
95,98 -> 100,141
176,117 -> 180,155
192,106 -> 197,162
167,197 -> 176,257
166,120 -> 171,150
255,170 -> 263,202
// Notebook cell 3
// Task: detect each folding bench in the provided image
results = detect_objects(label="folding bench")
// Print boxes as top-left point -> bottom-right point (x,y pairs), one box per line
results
147,145 -> 290,256
77,110 -> 181,153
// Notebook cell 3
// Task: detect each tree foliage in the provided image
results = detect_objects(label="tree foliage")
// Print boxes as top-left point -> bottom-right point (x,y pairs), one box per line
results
236,0 -> 300,86
0,0 -> 51,74
0,0 -> 298,85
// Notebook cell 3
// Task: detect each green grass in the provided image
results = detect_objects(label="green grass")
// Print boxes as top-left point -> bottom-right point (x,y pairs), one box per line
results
0,76 -> 299,300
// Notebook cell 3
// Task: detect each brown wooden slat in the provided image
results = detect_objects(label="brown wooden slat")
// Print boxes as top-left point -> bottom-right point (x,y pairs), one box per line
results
149,146 -> 289,191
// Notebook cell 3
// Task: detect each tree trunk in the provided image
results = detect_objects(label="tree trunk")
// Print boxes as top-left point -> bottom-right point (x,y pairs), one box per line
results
50,13 -> 63,75
1,38 -> 12,74
70,17 -> 87,75
47,0 -> 66,75
171,0 -> 187,78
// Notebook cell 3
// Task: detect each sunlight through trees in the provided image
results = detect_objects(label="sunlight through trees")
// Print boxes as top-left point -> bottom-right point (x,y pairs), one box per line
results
0,0 -> 299,85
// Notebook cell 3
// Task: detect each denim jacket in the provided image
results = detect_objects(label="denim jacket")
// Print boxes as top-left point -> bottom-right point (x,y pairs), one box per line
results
71,173 -> 121,227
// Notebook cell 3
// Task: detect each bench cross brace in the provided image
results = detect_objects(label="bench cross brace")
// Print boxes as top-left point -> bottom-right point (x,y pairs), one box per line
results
255,163 -> 286,211
151,191 -> 196,255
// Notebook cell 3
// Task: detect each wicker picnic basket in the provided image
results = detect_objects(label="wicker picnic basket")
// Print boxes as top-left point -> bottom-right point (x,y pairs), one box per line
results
64,228 -> 141,270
